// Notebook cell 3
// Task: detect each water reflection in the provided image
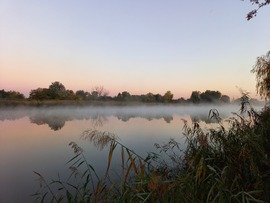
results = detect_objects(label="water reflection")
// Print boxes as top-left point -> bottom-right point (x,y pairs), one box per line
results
29,115 -> 66,131
0,105 -> 242,131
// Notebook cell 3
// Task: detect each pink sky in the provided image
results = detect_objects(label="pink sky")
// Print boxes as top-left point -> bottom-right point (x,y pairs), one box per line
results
1,0 -> 269,99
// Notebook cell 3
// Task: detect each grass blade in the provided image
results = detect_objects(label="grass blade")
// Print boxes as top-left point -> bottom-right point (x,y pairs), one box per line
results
105,141 -> 117,178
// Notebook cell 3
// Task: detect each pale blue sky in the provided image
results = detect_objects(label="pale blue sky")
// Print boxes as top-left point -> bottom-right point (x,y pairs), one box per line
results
1,0 -> 270,99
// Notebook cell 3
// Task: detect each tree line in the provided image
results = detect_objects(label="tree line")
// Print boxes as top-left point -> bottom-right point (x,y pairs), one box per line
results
0,81 -> 231,104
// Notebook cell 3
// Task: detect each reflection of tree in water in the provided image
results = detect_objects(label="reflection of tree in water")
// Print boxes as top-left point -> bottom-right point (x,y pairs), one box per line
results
190,114 -> 210,123
29,115 -> 66,131
47,117 -> 65,131
163,116 -> 173,123
116,114 -> 174,123
29,113 -> 108,131
116,114 -> 131,122
91,115 -> 108,128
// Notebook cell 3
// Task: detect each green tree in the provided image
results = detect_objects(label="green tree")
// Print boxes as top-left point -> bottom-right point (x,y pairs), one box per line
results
143,93 -> 155,102
65,90 -> 76,100
163,91 -> 173,103
190,91 -> 201,103
200,90 -> 222,103
29,88 -> 50,100
48,81 -> 66,100
251,50 -> 270,100
90,91 -> 99,100
220,95 -> 230,103
121,91 -> 131,101
76,90 -> 90,100
154,94 -> 163,103
0,90 -> 25,100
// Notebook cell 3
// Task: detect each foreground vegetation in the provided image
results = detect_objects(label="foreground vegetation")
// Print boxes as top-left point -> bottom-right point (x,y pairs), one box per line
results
32,96 -> 270,202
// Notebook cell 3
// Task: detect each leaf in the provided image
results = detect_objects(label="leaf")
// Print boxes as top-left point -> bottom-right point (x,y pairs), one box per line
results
66,190 -> 72,202
65,154 -> 80,165
33,171 -> 42,177
124,162 -> 133,185
41,192 -> 48,203
121,146 -> 125,179
67,183 -> 78,190
126,148 -> 138,174
82,169 -> 88,178
77,160 -> 85,168
139,158 -> 145,177
88,163 -> 100,181
83,174 -> 90,190
196,157 -> 206,183
105,141 -> 117,178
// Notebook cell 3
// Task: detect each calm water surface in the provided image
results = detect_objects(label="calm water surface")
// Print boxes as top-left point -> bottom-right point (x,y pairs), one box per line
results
0,105 -> 248,202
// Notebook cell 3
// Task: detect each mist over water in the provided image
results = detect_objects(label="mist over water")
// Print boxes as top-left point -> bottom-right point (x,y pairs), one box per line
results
0,104 -> 264,202
0,104 -> 250,129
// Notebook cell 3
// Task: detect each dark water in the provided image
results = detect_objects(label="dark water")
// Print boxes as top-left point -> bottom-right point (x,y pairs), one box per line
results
0,105 -> 253,202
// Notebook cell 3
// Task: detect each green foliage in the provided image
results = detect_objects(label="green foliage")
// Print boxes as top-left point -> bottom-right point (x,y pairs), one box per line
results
190,91 -> 201,104
29,88 -> 50,100
29,82 -> 76,100
220,95 -> 230,103
163,91 -> 173,103
200,90 -> 221,103
75,90 -> 90,100
251,50 -> 270,100
116,91 -> 132,101
0,89 -> 25,100
180,104 -> 270,202
189,90 -> 230,104
2,80 -> 236,104
48,81 -> 67,100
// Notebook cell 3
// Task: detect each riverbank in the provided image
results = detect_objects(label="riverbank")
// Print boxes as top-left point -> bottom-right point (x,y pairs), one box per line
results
0,99 -> 165,107
0,99 -> 265,108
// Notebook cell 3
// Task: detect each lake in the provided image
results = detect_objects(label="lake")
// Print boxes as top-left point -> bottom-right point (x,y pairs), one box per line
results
0,104 -> 257,202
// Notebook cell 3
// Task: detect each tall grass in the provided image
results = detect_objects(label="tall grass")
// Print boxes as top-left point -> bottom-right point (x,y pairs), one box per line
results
32,97 -> 270,202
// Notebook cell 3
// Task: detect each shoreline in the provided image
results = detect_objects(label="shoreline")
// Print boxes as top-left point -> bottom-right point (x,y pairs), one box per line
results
0,99 -> 265,108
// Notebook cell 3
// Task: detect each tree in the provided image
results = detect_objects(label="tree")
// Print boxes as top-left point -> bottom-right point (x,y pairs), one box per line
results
190,91 -> 201,103
251,50 -> 270,100
92,86 -> 109,97
29,88 -> 50,100
121,91 -> 131,101
0,90 -> 25,100
245,0 -> 270,20
154,94 -> 163,103
48,81 -> 66,100
76,90 -> 90,100
200,90 -> 222,103
90,86 -> 109,101
90,91 -> 99,100
143,93 -> 155,102
65,90 -> 76,100
220,95 -> 230,103
163,91 -> 173,103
